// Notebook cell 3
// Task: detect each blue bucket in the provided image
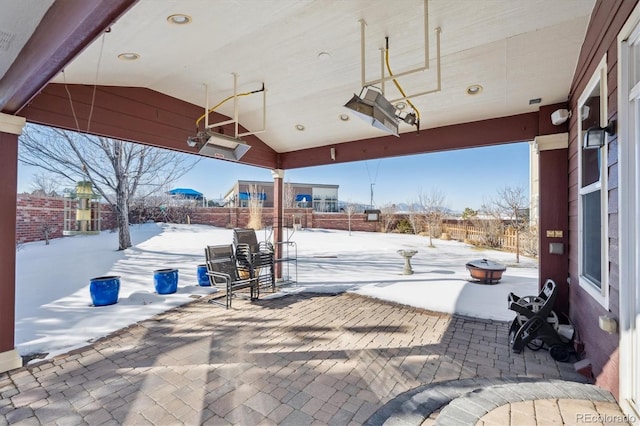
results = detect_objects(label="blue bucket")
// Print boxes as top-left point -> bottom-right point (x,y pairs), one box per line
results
89,276 -> 121,306
197,264 -> 210,286
154,268 -> 178,294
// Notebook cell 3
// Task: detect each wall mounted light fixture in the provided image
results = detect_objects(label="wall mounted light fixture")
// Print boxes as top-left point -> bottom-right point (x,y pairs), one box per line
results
583,120 -> 616,149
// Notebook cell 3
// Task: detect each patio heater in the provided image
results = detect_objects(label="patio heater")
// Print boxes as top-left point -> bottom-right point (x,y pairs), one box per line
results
63,181 -> 101,236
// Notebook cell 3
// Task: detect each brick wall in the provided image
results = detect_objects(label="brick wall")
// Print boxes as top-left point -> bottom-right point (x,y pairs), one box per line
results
189,207 -> 379,232
16,195 -> 116,244
311,212 -> 379,232
16,196 -> 385,244
16,196 -> 66,244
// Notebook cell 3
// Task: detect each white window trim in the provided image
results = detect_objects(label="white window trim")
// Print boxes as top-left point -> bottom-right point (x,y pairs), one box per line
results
577,54 -> 609,309
618,1 -> 640,416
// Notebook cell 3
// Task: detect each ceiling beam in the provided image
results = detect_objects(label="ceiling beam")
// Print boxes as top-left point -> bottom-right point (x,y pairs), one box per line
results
279,112 -> 540,169
21,83 -> 279,169
24,83 -> 558,171
0,0 -> 138,114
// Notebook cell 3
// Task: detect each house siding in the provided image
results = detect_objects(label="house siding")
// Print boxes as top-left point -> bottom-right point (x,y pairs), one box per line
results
568,0 -> 638,398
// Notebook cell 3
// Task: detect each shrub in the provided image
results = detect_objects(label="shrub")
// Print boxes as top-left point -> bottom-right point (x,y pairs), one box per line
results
394,219 -> 414,234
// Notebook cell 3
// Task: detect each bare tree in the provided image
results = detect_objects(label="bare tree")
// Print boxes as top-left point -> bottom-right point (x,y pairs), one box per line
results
344,200 -> 357,236
315,197 -> 327,212
19,124 -> 198,250
379,203 -> 397,233
472,204 -> 504,249
30,172 -> 61,196
417,189 -> 447,247
488,185 -> 529,263
283,181 -> 295,209
406,201 -> 422,235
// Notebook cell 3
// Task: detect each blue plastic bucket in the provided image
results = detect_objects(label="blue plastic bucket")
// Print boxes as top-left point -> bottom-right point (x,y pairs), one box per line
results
89,276 -> 120,306
197,264 -> 210,286
154,268 -> 178,294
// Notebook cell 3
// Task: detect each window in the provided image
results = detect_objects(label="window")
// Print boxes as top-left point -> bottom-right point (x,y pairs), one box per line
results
577,55 -> 608,307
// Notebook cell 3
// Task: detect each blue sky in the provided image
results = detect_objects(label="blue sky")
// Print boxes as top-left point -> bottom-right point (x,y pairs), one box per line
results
18,142 -> 531,212
167,142 -> 531,211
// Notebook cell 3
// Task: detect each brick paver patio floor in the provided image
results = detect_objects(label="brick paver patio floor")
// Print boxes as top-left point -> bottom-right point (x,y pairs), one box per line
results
0,293 -> 600,425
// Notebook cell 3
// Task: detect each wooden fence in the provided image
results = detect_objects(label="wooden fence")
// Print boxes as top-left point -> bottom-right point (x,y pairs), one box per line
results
442,222 -> 538,256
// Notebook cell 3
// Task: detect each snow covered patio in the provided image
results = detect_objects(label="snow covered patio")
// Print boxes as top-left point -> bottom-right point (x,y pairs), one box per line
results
15,223 -> 538,360
7,224 -> 628,425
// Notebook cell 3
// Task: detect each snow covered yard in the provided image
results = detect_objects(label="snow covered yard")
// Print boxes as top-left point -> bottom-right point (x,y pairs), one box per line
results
15,223 -> 538,359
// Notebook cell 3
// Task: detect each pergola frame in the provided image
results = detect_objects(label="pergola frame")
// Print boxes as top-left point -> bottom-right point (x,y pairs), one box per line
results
0,0 -> 570,374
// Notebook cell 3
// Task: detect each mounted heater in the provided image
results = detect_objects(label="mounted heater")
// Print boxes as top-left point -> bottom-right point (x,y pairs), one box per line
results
187,73 -> 266,161
197,133 -> 252,160
345,86 -> 399,136
344,0 -> 441,136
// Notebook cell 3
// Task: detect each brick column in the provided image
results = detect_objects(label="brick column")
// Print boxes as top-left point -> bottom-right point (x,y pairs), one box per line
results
534,133 -> 569,315
271,169 -> 284,278
0,113 -> 26,373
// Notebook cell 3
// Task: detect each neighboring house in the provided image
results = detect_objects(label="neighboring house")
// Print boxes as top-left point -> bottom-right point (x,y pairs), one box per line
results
168,188 -> 203,200
167,188 -> 205,207
223,180 -> 339,212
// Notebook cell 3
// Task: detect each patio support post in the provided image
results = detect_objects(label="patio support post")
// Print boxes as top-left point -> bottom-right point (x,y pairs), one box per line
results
272,169 -> 284,279
534,133 -> 569,315
0,113 -> 26,373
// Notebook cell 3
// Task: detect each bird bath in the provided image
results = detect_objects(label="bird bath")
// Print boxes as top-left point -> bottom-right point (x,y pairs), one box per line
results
397,250 -> 418,275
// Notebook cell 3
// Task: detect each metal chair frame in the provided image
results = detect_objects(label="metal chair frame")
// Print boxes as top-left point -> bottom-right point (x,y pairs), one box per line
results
205,244 -> 258,309
233,228 -> 275,291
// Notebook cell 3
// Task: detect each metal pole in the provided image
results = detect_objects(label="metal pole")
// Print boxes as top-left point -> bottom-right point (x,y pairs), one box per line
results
370,183 -> 375,208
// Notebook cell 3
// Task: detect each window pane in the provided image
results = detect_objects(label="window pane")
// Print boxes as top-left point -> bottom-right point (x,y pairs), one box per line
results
582,190 -> 602,288
582,149 -> 601,187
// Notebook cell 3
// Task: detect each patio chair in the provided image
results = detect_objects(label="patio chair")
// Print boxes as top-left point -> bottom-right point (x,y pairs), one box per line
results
232,228 -> 275,290
205,244 -> 259,309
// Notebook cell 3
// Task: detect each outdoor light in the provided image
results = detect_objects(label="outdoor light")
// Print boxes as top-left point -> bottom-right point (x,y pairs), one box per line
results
344,86 -> 400,136
186,131 -> 251,161
583,120 -> 616,149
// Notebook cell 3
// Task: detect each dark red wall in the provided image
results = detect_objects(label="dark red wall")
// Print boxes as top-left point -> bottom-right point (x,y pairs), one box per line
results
567,0 -> 639,398
0,132 -> 18,353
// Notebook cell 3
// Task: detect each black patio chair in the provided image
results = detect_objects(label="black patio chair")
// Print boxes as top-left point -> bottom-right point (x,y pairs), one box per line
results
205,244 -> 258,309
232,228 -> 275,290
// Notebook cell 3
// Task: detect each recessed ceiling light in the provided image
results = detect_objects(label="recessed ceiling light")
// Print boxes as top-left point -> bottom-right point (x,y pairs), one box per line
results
466,84 -> 483,95
117,52 -> 140,61
395,102 -> 407,110
339,114 -> 350,121
295,124 -> 305,131
167,14 -> 192,25
318,51 -> 331,61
